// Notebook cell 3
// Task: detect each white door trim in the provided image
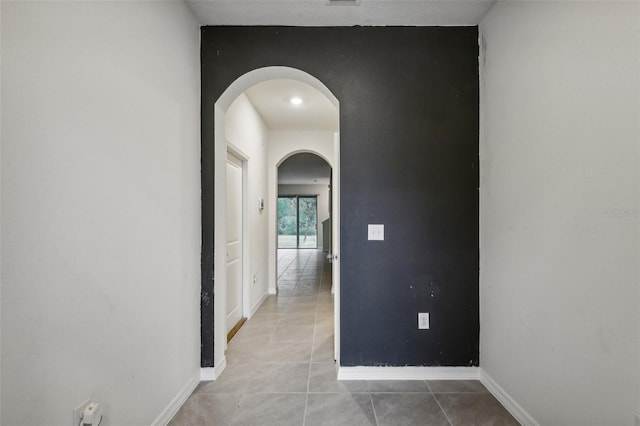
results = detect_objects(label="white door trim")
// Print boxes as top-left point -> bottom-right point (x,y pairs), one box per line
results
332,131 -> 340,365
227,144 -> 251,324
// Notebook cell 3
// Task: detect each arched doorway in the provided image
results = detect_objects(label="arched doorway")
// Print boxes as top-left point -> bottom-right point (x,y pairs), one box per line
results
276,153 -> 332,251
202,67 -> 341,379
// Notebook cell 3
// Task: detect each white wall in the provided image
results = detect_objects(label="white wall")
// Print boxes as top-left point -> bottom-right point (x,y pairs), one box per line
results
278,184 -> 331,250
1,2 -> 201,425
480,2 -> 640,425
225,93 -> 270,313
267,130 -> 335,292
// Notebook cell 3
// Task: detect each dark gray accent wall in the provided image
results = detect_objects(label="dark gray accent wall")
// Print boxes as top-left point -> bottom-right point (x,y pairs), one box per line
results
201,26 -> 479,368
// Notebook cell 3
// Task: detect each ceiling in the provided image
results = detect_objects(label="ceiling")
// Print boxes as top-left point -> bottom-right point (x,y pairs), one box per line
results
278,153 -> 332,185
245,79 -> 339,132
244,80 -> 336,184
186,0 -> 497,27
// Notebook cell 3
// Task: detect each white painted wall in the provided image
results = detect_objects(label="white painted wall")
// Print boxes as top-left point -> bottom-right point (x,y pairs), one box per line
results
267,131 -> 335,292
480,2 -> 640,425
225,93 -> 270,314
278,184 -> 331,250
1,2 -> 201,425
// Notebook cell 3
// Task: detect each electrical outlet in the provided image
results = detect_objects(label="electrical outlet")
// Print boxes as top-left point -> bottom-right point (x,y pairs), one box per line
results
418,312 -> 430,329
72,399 -> 91,426
253,274 -> 257,285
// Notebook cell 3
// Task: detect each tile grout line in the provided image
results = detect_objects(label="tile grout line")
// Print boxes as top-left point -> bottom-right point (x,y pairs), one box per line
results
301,250 -> 320,426
369,393 -> 380,426
431,389 -> 454,426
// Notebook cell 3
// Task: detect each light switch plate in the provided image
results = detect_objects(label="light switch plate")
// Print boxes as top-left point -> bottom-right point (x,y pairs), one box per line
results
418,312 -> 430,329
368,224 -> 384,241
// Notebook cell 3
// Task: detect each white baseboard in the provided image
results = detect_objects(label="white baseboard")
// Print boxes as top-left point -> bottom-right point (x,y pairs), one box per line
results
200,367 -> 216,381
250,291 -> 269,317
337,366 -> 480,381
268,287 -> 277,295
200,356 -> 227,381
480,369 -> 539,426
151,373 -> 199,426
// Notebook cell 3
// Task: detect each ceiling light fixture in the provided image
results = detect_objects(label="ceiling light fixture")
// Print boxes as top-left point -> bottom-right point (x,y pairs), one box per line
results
290,97 -> 303,105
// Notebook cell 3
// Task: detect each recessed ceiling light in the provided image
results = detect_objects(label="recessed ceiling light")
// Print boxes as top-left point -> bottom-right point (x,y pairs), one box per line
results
290,97 -> 303,105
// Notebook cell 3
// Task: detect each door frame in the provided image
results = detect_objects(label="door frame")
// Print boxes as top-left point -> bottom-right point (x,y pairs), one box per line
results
332,132 -> 340,364
271,149 -> 338,363
226,145 -> 251,342
206,66 -> 340,379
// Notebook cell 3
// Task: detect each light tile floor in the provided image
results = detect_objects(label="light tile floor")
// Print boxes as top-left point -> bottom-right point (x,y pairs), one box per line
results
169,249 -> 519,426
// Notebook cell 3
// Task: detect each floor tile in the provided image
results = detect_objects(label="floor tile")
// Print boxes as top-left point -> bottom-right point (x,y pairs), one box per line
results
279,312 -> 317,327
168,393 -> 242,426
231,323 -> 277,342
315,314 -> 334,327
311,326 -> 335,362
317,293 -> 334,304
229,393 -> 307,426
194,364 -> 256,394
317,304 -> 334,314
250,311 -> 284,322
311,341 -> 335,362
225,338 -> 267,364
371,393 -> 450,426
273,325 -> 315,342
368,380 -> 430,393
283,304 -> 318,315
305,393 -> 377,426
288,295 -> 319,305
292,287 -> 320,296
308,363 -> 369,393
259,340 -> 313,363
246,362 -> 310,393
434,392 -> 520,426
428,379 -> 488,393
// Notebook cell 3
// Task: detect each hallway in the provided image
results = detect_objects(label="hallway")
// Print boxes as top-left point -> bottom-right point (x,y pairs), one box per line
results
170,249 -> 518,425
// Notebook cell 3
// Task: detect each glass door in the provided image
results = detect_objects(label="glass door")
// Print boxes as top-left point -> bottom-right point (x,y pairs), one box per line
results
277,196 -> 317,249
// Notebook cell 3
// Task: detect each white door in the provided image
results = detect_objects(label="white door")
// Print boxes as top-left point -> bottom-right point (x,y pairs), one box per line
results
226,152 -> 243,333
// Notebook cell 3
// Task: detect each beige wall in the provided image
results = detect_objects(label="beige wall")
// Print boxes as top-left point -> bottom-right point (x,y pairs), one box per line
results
225,93 -> 270,313
479,2 -> 640,424
1,2 -> 201,424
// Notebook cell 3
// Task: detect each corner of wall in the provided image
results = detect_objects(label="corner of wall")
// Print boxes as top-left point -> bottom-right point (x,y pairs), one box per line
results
479,369 -> 540,426
151,373 -> 200,426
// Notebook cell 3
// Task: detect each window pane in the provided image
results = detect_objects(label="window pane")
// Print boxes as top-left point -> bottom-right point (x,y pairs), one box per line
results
298,197 -> 317,249
277,197 -> 297,248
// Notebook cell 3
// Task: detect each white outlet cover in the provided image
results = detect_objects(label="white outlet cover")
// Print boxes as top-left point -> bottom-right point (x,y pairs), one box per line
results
418,312 -> 430,329
368,224 -> 384,241
72,399 -> 91,426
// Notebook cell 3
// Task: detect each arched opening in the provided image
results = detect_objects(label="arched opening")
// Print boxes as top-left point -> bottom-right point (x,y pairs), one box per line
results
203,67 -> 340,379
277,153 -> 332,250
